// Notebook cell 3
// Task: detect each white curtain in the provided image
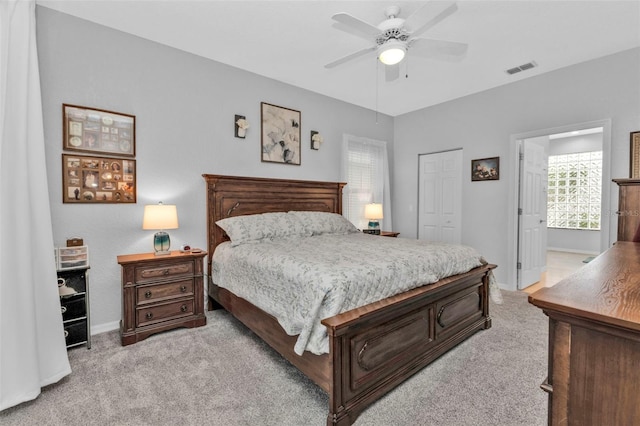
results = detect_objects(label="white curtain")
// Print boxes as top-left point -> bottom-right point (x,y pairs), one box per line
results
0,0 -> 71,411
341,134 -> 392,230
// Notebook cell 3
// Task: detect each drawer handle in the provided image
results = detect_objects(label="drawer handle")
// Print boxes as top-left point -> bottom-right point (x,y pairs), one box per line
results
436,306 -> 446,328
180,285 -> 187,292
61,306 -> 67,314
163,269 -> 170,276
64,330 -> 69,338
145,290 -> 152,298
146,312 -> 153,320
181,305 -> 188,312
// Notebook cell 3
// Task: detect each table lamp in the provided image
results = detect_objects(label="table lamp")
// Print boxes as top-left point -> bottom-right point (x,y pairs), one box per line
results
364,203 -> 383,235
142,202 -> 179,255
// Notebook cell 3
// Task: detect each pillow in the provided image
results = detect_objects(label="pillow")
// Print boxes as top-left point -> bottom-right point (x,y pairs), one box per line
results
288,211 -> 358,235
216,212 -> 309,246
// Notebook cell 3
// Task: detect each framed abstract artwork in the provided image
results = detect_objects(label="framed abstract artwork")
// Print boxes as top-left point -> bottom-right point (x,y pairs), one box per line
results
63,104 -> 135,157
260,102 -> 301,165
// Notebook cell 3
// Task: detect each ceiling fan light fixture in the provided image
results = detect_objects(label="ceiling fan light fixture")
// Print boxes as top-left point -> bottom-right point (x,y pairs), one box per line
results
378,40 -> 406,65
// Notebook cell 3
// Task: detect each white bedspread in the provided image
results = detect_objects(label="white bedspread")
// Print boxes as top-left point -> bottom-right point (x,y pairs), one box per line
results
212,233 -> 489,355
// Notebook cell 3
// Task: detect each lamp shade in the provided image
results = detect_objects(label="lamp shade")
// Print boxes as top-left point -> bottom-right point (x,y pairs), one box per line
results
364,203 -> 383,220
142,203 -> 179,230
378,40 -> 406,65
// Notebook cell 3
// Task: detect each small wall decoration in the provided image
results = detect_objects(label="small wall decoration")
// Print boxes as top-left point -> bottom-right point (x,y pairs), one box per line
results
235,115 -> 249,138
62,154 -> 136,203
471,156 -> 500,181
311,131 -> 323,150
261,102 -> 301,165
630,131 -> 640,178
63,104 -> 135,157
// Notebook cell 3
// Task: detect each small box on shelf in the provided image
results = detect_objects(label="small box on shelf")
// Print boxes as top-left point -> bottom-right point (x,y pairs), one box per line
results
66,238 -> 84,247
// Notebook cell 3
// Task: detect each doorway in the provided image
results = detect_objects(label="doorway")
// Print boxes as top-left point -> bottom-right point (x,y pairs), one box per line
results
507,119 -> 612,291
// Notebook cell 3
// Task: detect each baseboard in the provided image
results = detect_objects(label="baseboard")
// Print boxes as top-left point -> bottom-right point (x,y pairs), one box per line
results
91,320 -> 119,336
546,247 -> 600,256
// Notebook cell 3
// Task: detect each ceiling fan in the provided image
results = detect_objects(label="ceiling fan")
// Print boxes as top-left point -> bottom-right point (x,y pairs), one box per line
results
325,1 -> 468,81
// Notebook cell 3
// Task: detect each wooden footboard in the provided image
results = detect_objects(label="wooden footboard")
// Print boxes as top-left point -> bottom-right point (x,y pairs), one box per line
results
322,264 -> 494,425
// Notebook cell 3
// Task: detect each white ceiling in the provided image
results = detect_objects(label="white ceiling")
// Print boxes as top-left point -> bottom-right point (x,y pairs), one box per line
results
37,0 -> 640,117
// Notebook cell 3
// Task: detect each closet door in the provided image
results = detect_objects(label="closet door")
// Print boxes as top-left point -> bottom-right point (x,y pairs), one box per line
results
418,149 -> 462,244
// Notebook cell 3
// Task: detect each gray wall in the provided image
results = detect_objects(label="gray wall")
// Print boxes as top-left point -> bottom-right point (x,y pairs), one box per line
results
36,7 -> 394,332
393,47 -> 640,288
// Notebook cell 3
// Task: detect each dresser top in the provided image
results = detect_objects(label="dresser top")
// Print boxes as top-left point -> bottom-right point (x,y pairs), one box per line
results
529,242 -> 640,332
117,250 -> 207,264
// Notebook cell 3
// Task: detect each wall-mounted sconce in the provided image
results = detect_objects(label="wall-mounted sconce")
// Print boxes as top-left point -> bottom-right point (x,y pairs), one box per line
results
311,130 -> 323,150
235,115 -> 249,138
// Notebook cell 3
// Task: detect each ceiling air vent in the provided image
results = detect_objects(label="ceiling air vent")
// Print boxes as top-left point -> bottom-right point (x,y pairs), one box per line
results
505,61 -> 537,75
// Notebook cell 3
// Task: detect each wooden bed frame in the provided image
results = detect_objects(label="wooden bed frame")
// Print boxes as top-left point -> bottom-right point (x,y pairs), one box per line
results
203,174 -> 496,426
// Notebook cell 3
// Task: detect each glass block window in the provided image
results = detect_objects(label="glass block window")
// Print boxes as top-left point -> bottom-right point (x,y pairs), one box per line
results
547,151 -> 602,230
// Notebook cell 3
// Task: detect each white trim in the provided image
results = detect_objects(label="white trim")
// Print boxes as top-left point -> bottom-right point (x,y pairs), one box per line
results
91,320 -> 119,336
507,118 -> 611,291
546,246 -> 600,256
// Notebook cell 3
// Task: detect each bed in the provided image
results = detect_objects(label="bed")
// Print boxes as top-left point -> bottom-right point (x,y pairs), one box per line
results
203,174 -> 497,426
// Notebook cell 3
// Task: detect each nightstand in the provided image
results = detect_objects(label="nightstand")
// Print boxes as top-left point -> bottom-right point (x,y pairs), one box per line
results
117,250 -> 207,345
363,230 -> 400,237
380,231 -> 400,237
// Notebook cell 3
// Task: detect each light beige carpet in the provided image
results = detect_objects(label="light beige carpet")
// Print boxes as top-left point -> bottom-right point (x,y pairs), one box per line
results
0,290 -> 547,425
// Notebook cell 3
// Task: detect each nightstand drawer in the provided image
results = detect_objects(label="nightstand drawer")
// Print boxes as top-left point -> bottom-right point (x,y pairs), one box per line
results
60,294 -> 86,321
137,299 -> 194,327
64,320 -> 87,347
136,279 -> 194,305
135,261 -> 193,283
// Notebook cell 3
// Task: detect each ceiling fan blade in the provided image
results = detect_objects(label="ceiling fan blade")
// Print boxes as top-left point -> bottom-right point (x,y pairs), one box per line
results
331,13 -> 380,39
331,22 -> 377,42
325,46 -> 376,69
385,64 -> 400,82
404,1 -> 458,38
410,38 -> 468,59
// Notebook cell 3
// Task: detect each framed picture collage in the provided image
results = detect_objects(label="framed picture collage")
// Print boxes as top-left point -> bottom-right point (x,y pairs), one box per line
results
61,104 -> 136,203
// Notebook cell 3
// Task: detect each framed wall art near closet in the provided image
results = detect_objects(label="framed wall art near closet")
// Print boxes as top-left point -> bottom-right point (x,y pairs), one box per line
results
471,156 -> 500,181
260,102 -> 301,165
62,154 -> 136,203
63,104 -> 135,157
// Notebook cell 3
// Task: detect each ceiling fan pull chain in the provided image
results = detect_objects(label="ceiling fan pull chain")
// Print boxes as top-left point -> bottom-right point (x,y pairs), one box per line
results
406,55 -> 409,79
375,57 -> 379,124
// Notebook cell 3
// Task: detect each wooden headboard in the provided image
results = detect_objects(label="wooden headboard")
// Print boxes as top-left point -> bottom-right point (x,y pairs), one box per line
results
202,174 -> 346,274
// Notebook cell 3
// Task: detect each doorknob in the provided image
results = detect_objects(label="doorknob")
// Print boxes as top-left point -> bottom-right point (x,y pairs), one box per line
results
539,219 -> 547,224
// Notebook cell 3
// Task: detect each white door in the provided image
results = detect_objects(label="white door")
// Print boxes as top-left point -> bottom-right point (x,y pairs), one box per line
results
518,139 -> 548,289
418,150 -> 462,243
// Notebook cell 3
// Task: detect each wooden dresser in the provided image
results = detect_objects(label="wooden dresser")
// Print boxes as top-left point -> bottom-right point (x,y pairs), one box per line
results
117,250 -> 207,345
613,178 -> 640,241
528,242 -> 640,425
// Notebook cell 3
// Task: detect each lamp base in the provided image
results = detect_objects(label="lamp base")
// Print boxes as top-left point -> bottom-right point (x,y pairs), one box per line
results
367,220 -> 380,235
153,231 -> 171,256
